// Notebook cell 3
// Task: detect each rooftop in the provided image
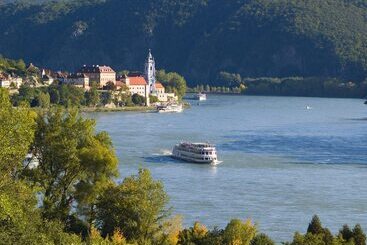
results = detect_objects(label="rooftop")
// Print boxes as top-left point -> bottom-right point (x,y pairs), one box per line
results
127,76 -> 147,86
80,65 -> 115,73
155,82 -> 164,89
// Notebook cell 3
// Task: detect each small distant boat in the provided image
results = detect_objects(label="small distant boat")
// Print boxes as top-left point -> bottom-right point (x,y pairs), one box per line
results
194,93 -> 207,101
364,100 -> 367,105
156,103 -> 183,113
306,106 -> 312,110
172,142 -> 219,165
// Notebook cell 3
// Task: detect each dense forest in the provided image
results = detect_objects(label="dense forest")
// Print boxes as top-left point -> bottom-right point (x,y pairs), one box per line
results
1,0 -> 367,91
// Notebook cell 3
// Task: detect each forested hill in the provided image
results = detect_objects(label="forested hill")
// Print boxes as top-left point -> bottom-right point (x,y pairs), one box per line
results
1,0 -> 367,85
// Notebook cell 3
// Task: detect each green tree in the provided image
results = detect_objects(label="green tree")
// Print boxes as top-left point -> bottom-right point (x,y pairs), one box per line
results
0,88 -> 36,182
339,225 -> 354,242
0,88 -> 81,245
49,87 -> 60,104
38,91 -> 50,108
132,93 -> 145,105
223,219 -> 256,245
307,215 -> 324,235
149,94 -> 159,103
22,108 -> 118,225
96,169 -> 169,243
352,224 -> 366,245
156,70 -> 187,99
101,91 -> 113,105
104,81 -> 116,91
251,233 -> 275,245
17,84 -> 36,105
200,227 -> 224,245
177,222 -> 208,245
86,85 -> 100,107
290,232 -> 325,245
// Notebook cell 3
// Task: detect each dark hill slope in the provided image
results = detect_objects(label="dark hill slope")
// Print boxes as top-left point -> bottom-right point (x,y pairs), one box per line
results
1,0 -> 367,85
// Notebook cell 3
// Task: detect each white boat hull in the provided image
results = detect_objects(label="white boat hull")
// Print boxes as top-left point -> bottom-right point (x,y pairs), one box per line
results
172,144 -> 219,164
194,93 -> 207,101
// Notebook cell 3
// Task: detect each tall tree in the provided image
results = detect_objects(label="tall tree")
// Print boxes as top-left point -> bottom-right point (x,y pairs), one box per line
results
352,224 -> 366,245
156,70 -> 187,99
0,88 -> 81,245
307,215 -> 323,235
22,108 -> 118,224
86,84 -> 100,107
223,219 -> 256,245
251,233 -> 275,245
0,88 -> 35,185
96,169 -> 169,243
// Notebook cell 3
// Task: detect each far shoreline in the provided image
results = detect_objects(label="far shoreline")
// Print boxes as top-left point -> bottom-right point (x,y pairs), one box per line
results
80,106 -> 156,113
186,92 -> 366,100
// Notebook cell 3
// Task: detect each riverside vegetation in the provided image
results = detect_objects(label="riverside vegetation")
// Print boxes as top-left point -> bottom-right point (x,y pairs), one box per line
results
1,86 -> 366,245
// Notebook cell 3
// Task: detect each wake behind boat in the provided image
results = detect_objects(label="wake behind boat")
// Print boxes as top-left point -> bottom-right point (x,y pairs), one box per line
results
172,142 -> 219,165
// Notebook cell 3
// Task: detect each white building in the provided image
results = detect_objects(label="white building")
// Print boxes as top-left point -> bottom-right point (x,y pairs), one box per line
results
0,79 -> 10,88
122,74 -> 149,98
118,50 -> 178,104
41,69 -> 55,85
79,65 -> 116,88
155,82 -> 177,102
0,73 -> 23,88
64,73 -> 90,89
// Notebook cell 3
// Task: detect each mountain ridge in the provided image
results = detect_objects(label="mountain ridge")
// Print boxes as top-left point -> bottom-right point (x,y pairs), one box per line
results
1,0 -> 367,85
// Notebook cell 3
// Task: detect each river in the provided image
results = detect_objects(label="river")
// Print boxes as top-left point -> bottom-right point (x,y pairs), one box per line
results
89,95 -> 367,242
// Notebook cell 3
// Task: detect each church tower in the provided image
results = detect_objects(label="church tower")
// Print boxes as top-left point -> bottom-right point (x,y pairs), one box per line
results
144,49 -> 156,93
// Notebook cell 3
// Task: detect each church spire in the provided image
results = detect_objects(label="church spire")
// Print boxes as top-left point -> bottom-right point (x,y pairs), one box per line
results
144,49 -> 156,93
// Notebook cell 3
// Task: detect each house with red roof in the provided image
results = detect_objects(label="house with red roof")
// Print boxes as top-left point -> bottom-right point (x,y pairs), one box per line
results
120,74 -> 177,103
123,75 -> 150,98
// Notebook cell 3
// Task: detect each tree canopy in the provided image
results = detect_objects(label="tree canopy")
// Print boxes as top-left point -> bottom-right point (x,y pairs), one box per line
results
2,0 -> 367,84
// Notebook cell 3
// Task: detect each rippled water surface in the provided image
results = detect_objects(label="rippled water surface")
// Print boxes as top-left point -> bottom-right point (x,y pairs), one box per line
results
89,95 -> 367,242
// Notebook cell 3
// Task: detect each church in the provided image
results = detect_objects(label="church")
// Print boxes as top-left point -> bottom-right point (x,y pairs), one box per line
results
119,50 -> 177,105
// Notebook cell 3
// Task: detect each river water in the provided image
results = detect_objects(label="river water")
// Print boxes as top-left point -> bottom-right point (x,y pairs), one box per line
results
89,95 -> 367,242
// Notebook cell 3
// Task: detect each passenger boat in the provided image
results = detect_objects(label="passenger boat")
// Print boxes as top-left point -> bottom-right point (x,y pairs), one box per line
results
156,103 -> 183,113
194,93 -> 207,101
172,142 -> 219,164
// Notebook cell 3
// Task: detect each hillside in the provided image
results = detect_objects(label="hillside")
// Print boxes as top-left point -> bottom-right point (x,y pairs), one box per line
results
1,0 -> 367,86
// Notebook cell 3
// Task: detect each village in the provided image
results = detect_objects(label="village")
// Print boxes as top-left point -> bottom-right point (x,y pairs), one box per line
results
0,50 -> 181,109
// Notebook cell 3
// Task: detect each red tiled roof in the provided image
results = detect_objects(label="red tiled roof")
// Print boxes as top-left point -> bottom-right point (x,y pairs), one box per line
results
128,76 -> 147,85
155,82 -> 164,89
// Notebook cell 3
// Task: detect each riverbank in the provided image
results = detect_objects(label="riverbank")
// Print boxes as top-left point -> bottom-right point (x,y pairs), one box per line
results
80,106 -> 156,113
81,102 -> 190,113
